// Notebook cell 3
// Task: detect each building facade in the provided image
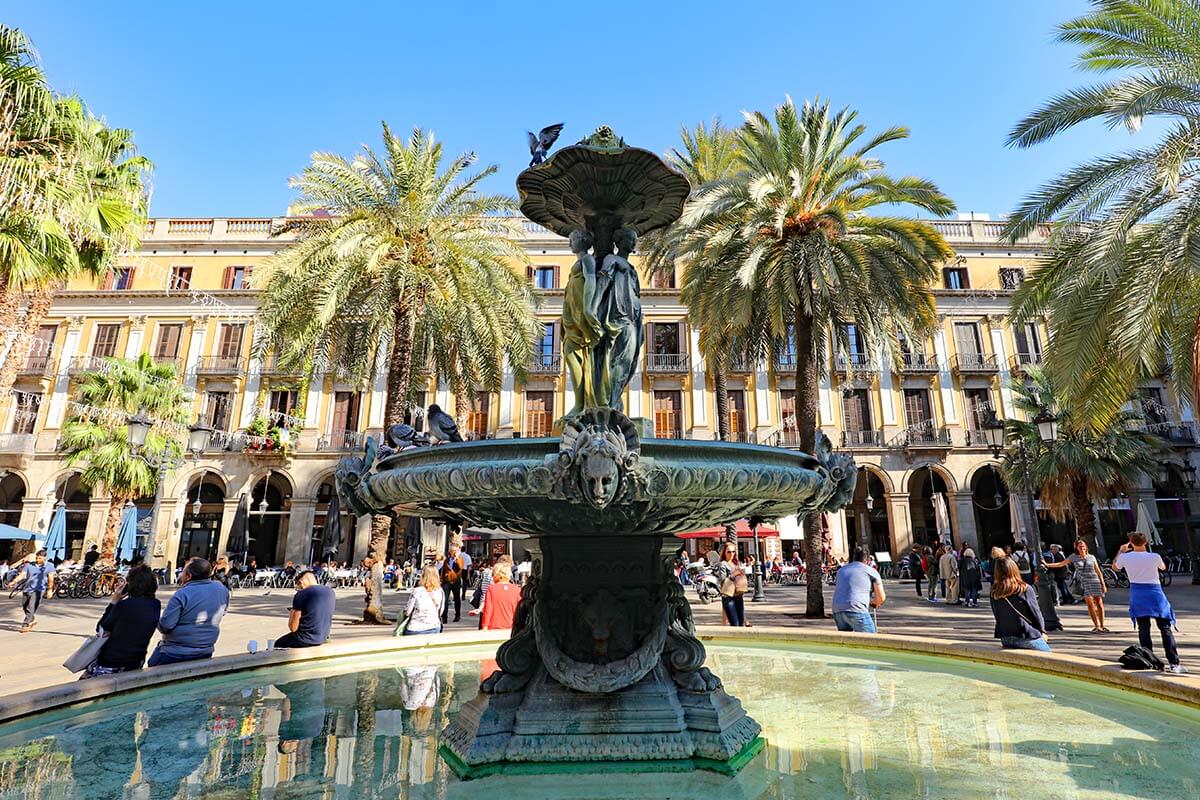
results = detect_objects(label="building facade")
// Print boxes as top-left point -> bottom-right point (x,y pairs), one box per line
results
2,216 -> 1196,568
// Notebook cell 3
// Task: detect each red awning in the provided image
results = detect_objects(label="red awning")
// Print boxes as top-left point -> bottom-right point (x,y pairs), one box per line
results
675,520 -> 780,539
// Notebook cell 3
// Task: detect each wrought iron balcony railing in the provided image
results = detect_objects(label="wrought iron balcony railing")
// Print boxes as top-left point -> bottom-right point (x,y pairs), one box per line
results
196,355 -> 245,375
1009,352 -> 1043,373
528,354 -> 562,374
646,352 -> 690,373
317,429 -> 365,452
842,429 -> 884,447
900,352 -> 939,373
951,353 -> 999,373
833,353 -> 876,372
18,355 -> 55,376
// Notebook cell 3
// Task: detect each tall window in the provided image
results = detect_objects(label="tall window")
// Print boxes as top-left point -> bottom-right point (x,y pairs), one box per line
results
11,392 -> 41,434
842,390 -> 872,432
943,266 -> 969,290
727,390 -> 747,438
531,266 -> 557,289
1013,323 -> 1041,359
651,322 -> 681,354
780,390 -> 797,435
403,392 -> 428,431
536,323 -> 557,364
269,389 -> 300,420
168,266 -> 193,291
524,391 -> 554,437
653,390 -> 683,438
964,388 -> 992,431
25,325 -> 56,370
216,324 -> 244,362
843,324 -> 865,357
92,324 -> 120,357
650,270 -> 676,289
467,394 -> 490,439
330,391 -> 361,434
903,388 -> 933,429
1140,387 -> 1169,426
104,267 -> 134,290
223,265 -> 252,290
154,324 -> 182,360
205,391 -> 232,431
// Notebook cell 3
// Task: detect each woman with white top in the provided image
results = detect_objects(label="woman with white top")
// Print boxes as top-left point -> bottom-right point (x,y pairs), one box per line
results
1114,532 -> 1185,673
403,566 -> 445,636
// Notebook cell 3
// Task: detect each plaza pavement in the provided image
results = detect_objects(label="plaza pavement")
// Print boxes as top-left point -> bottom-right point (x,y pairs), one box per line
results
3,577 -> 1199,697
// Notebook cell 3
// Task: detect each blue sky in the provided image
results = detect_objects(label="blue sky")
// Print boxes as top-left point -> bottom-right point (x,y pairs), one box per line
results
10,0 -> 1130,219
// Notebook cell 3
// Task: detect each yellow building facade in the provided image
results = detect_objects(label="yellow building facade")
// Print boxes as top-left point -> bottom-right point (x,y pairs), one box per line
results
1,216 -> 1195,568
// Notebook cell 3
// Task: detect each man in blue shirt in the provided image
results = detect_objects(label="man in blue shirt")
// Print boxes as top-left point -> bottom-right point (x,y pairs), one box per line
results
8,549 -> 56,632
148,557 -> 229,666
275,570 -> 336,648
832,548 -> 885,633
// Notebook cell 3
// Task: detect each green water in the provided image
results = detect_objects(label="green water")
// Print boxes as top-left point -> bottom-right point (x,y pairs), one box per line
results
0,642 -> 1196,799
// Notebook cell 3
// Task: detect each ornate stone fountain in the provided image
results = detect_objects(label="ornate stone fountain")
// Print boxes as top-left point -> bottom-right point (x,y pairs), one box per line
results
338,128 -> 856,778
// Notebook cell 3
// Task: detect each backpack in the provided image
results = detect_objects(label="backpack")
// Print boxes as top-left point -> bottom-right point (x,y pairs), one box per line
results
1013,552 -> 1031,573
1119,645 -> 1165,671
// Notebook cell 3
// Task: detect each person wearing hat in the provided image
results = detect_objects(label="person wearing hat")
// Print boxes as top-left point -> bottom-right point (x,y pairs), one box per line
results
275,569 -> 336,648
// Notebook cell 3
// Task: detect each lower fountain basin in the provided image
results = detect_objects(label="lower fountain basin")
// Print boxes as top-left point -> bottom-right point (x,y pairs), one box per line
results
2,635 -> 1197,800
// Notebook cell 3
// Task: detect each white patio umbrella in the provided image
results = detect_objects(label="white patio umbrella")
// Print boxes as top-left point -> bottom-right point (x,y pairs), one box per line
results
1010,495 -> 1024,544
933,493 -> 952,545
1136,501 -> 1163,547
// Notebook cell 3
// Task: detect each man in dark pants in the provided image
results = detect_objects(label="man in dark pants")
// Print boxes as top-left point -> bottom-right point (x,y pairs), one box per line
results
439,543 -> 465,624
907,545 -> 924,597
8,550 -> 55,632
1045,543 -> 1074,604
275,570 -> 335,649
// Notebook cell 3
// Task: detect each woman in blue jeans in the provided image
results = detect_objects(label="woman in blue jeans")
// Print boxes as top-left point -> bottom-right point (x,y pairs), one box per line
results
712,544 -> 748,627
989,557 -> 1050,652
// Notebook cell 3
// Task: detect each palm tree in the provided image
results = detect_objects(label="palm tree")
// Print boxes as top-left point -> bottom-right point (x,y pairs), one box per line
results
643,120 -> 743,440
1005,0 -> 1200,425
59,354 -> 188,562
255,124 -> 538,622
679,98 -> 955,615
1004,367 -> 1161,550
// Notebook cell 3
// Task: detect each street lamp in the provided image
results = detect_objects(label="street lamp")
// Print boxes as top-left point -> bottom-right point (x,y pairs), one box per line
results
749,515 -> 766,602
126,411 -> 209,570
981,411 -> 1063,631
126,410 -> 153,449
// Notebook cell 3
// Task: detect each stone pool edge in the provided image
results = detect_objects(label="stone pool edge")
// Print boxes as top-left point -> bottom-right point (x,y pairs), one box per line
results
1,626 -> 1195,725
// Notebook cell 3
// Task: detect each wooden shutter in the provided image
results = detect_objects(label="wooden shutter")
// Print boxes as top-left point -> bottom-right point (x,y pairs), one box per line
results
780,390 -> 797,431
524,391 -> 553,437
92,325 -> 119,357
954,323 -> 981,356
842,391 -> 869,433
728,390 -> 746,434
469,394 -> 490,438
654,391 -> 682,437
101,272 -> 114,290
218,324 -> 243,358
123,267 -> 135,289
221,266 -> 233,290
155,324 -> 182,359
904,389 -> 929,427
552,265 -> 560,289
331,392 -> 351,434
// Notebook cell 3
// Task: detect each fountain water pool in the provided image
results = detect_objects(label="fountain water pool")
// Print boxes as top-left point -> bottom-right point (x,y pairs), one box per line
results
2,639 -> 1196,800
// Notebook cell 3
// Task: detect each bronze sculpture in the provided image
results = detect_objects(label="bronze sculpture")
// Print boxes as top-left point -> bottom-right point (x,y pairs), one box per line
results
595,226 -> 644,411
561,228 -> 604,415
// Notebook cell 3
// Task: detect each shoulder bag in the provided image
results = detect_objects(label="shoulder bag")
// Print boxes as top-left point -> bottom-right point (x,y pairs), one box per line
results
63,631 -> 108,673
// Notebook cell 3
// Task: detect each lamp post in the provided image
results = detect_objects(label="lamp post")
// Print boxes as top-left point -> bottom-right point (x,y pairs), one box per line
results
127,410 -> 211,570
858,466 -> 875,556
750,515 -> 766,602
982,412 -> 1063,631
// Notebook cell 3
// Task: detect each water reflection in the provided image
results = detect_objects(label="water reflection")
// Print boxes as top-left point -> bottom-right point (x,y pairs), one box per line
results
0,646 -> 1197,799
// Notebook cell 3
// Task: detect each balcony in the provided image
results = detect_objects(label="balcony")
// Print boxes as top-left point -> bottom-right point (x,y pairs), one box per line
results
951,352 -> 999,375
726,355 -> 754,374
833,353 -> 876,373
773,352 -> 797,371
196,355 -> 245,376
1147,422 -> 1197,446
528,354 -> 562,375
842,429 -> 884,447
317,429 -> 365,452
18,355 -> 55,377
715,430 -> 757,444
260,355 -> 303,377
902,425 -> 953,449
0,433 -> 36,456
68,354 -> 112,375
1009,351 -> 1043,374
900,352 -> 939,373
653,427 -> 686,440
646,352 -> 690,374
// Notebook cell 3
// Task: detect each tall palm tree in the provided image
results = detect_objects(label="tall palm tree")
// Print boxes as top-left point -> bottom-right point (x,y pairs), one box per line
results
1006,0 -> 1200,426
680,98 -> 955,615
59,354 -> 188,562
1004,367 -> 1161,550
255,124 -> 538,622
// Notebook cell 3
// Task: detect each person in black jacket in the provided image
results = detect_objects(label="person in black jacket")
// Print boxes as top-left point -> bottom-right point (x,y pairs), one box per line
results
989,557 -> 1050,652
81,565 -> 162,679
907,545 -> 925,597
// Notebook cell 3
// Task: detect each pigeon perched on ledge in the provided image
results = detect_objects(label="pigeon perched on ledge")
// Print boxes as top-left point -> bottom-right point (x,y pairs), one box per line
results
527,123 -> 564,167
427,404 -> 463,444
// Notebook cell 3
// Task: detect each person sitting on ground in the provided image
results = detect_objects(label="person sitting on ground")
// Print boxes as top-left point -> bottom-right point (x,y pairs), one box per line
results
959,548 -> 983,608
275,569 -> 336,649
148,557 -> 229,666
831,547 -> 885,633
1115,532 -> 1186,674
403,566 -> 445,636
479,562 -> 521,631
82,564 -> 162,679
989,556 -> 1050,652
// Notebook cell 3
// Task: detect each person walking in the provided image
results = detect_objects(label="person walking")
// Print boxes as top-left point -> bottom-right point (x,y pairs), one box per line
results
1045,543 -> 1075,605
924,546 -> 940,602
959,548 -> 983,608
82,565 -> 161,679
907,545 -> 925,598
1011,541 -> 1034,585
275,570 -> 336,649
403,566 -> 445,636
8,549 -> 55,633
989,557 -> 1051,652
831,547 -> 885,633
1046,540 -> 1108,632
1114,533 -> 1186,674
939,545 -> 960,605
438,544 -> 465,624
148,557 -> 229,666
479,562 -> 521,631
713,544 -> 749,627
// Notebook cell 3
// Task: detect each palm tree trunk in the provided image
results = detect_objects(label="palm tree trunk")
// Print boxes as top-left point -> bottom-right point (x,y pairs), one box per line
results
713,357 -> 730,441
454,383 -> 470,436
1070,477 -> 1098,551
794,308 -> 824,617
353,670 -> 378,789
0,273 -> 18,371
362,296 -> 419,623
0,285 -> 54,396
101,496 -> 126,564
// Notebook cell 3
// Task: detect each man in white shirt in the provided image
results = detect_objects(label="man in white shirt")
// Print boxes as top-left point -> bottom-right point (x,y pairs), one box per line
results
1114,533 -> 1185,673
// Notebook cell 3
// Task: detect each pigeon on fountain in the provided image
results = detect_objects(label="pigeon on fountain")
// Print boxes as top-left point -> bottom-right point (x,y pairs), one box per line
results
527,123 -> 564,167
426,404 -> 463,443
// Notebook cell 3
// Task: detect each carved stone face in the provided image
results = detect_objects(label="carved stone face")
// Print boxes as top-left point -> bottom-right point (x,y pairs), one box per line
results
579,436 -> 621,508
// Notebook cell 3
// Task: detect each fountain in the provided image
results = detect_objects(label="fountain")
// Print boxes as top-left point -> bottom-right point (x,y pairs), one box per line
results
336,127 -> 858,778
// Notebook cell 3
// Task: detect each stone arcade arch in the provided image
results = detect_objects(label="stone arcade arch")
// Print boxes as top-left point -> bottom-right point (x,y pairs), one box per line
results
845,466 -> 893,558
907,465 -> 955,547
969,463 -> 1011,555
179,473 -> 229,566
0,472 -> 28,560
246,471 -> 293,567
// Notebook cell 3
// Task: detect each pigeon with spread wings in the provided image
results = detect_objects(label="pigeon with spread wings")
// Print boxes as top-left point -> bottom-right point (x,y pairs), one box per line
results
527,123 -> 564,167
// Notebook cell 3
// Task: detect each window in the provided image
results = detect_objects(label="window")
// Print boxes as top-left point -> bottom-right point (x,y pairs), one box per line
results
999,268 -> 1025,290
223,265 -> 252,290
205,391 -> 232,431
1140,388 -> 1169,427
524,391 -> 555,437
11,392 -> 41,434
953,322 -> 983,356
154,324 -> 183,360
650,270 -> 676,289
92,324 -> 120,358
776,325 -> 797,367
104,268 -> 135,290
651,322 -> 681,355
1013,323 -> 1041,359
842,390 -> 872,432
727,390 -> 747,437
653,390 -> 684,438
943,266 -> 969,290
531,266 -> 558,290
537,323 -> 557,362
168,266 -> 193,291
964,388 -> 992,431
780,390 -> 797,435
216,324 -> 244,361
467,394 -> 490,440
25,325 -> 55,370
843,324 -> 865,357
269,389 -> 300,419
903,388 -> 933,429
403,393 -> 427,431
330,391 -> 361,434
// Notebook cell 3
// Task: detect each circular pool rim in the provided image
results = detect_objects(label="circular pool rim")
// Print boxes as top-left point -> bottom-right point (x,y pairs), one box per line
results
1,625 -> 1195,725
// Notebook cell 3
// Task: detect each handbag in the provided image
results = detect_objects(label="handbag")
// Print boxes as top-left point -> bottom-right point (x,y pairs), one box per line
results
470,582 -> 483,609
393,612 -> 410,637
721,567 -> 749,598
63,632 -> 108,673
